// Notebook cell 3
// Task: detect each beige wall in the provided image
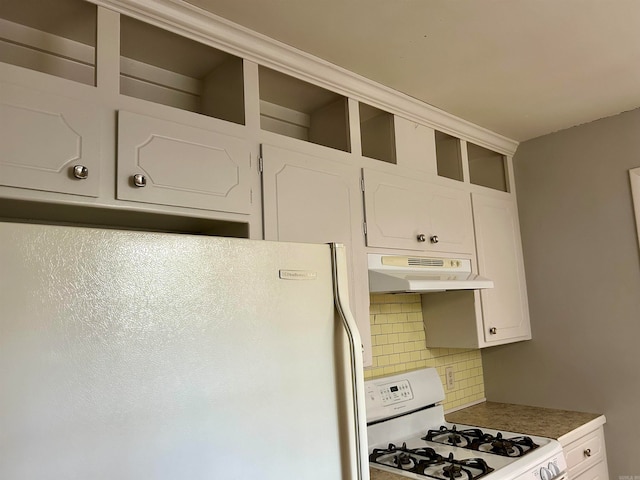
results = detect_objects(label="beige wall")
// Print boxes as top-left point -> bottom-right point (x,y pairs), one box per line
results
482,108 -> 640,476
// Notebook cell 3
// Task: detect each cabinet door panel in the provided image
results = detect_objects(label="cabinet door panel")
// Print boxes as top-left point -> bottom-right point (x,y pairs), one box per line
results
427,185 -> 475,254
261,144 -> 372,366
564,427 -> 606,479
363,169 -> 426,250
363,169 -> 474,254
472,193 -> 531,343
0,82 -> 100,197
117,111 -> 251,213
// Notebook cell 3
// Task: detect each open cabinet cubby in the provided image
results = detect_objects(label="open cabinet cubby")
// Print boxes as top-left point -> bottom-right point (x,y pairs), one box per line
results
467,142 -> 509,192
120,15 -> 245,125
0,0 -> 97,86
259,66 -> 350,152
435,130 -> 463,182
359,103 -> 396,164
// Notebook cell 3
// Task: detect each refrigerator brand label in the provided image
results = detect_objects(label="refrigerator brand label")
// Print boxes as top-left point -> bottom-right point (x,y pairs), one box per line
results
279,270 -> 317,280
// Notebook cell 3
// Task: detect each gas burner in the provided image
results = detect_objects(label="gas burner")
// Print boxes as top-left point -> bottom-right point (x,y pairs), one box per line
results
369,442 -> 406,462
370,443 -> 445,471
396,452 -> 414,467
442,463 -> 463,479
438,453 -> 494,480
423,425 -> 483,448
470,432 -> 539,457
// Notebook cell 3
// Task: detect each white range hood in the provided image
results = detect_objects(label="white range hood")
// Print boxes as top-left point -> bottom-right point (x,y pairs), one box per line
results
367,254 -> 494,293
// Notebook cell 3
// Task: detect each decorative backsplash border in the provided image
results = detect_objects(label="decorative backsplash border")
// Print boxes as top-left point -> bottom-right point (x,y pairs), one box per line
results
365,293 -> 485,411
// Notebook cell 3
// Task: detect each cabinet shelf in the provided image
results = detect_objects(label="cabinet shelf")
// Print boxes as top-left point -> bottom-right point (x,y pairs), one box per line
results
0,0 -> 96,86
120,15 -> 245,125
468,142 -> 508,192
0,198 -> 249,238
259,66 -> 350,152
359,103 -> 396,164
435,130 -> 463,182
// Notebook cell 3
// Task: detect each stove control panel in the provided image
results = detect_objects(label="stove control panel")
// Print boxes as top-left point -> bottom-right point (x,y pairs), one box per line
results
369,379 -> 414,406
364,368 -> 444,423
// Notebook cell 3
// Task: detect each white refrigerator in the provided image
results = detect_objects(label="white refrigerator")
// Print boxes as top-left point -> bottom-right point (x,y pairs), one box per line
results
0,221 -> 368,480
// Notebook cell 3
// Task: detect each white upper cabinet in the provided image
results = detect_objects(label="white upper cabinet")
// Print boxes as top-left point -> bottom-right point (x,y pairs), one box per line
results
117,111 -> 254,214
0,82 -> 101,197
362,169 -> 475,255
422,192 -> 531,348
0,0 -> 530,355
472,193 -> 531,344
261,144 -> 372,366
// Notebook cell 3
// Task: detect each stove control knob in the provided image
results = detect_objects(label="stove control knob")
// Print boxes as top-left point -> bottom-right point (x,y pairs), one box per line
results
548,463 -> 561,476
539,466 -> 553,480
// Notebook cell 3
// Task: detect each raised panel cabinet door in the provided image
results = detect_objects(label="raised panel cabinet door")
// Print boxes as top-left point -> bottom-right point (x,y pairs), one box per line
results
117,111 -> 252,214
472,193 -> 532,344
362,169 -> 474,253
0,82 -> 101,197
425,183 -> 475,254
564,427 -> 607,480
362,169 -> 429,251
261,144 -> 372,367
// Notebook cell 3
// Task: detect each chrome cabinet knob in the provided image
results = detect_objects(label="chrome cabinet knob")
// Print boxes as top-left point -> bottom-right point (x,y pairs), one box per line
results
584,448 -> 591,457
430,235 -> 439,244
417,234 -> 426,242
72,165 -> 89,179
133,174 -> 147,187
489,327 -> 497,335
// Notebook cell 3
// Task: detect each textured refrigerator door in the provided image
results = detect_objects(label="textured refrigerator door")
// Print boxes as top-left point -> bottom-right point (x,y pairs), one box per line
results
0,222 -> 363,480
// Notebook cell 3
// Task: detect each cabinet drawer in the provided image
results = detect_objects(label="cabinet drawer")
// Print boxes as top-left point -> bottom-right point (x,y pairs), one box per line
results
570,458 -> 608,480
564,427 -> 605,478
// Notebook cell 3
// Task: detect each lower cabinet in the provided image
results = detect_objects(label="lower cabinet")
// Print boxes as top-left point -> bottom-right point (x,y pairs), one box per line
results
560,423 -> 609,480
260,144 -> 372,366
117,110 -> 254,214
0,81 -> 101,197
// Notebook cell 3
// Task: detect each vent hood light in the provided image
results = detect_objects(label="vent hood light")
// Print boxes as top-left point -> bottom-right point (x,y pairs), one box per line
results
367,254 -> 493,293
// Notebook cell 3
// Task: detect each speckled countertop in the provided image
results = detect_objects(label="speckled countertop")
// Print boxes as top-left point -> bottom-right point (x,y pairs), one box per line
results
370,469 -> 413,480
369,401 -> 604,480
444,401 -> 602,439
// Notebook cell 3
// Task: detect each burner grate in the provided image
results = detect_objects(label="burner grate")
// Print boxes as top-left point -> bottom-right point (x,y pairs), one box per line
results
424,425 -> 539,458
369,444 -> 494,480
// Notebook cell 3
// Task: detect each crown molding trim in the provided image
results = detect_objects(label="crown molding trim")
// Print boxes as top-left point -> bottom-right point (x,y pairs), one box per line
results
92,0 -> 519,155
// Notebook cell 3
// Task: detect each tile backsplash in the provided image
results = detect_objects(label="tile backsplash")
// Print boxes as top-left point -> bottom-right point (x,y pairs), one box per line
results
364,293 -> 485,411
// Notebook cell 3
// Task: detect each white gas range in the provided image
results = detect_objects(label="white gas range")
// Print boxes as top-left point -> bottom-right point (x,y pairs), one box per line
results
365,368 -> 566,480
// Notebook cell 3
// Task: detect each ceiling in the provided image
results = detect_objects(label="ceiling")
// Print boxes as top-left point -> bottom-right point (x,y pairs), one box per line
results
183,0 -> 640,142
